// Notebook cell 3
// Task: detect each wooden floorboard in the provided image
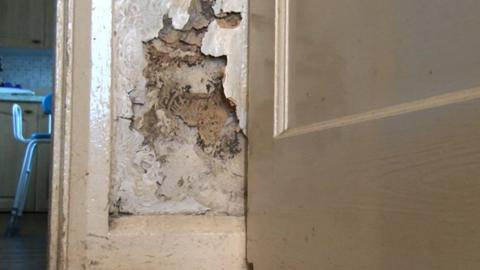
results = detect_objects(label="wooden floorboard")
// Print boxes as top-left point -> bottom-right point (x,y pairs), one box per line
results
0,213 -> 47,270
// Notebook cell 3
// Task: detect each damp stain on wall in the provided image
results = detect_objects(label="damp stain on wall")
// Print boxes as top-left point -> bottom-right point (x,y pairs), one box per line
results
111,0 -> 248,216
138,7 -> 244,159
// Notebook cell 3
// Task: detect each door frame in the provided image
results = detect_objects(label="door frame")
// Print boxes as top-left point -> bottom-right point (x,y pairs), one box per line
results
48,0 -> 72,268
48,0 -> 113,269
48,1 -> 247,269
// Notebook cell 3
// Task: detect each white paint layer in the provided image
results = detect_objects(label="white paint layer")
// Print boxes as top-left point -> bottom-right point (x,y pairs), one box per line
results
90,216 -> 247,270
202,0 -> 248,131
89,0 -> 112,235
167,0 -> 192,29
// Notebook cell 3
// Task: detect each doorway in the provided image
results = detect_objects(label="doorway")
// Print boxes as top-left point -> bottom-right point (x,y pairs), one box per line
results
0,0 -> 57,269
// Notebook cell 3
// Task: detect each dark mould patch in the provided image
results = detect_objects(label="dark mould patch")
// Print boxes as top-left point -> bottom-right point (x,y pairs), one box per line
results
133,0 -> 244,160
177,178 -> 185,187
110,197 -> 122,215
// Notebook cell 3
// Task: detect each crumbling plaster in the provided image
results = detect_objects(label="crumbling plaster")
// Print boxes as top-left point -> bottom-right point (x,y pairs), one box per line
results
111,0 -> 248,216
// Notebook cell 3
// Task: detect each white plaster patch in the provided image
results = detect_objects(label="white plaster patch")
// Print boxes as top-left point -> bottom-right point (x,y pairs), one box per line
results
202,0 -> 248,131
167,0 -> 193,29
213,0 -> 245,14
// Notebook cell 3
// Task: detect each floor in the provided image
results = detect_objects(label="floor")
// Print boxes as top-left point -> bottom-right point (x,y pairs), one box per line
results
0,213 -> 47,270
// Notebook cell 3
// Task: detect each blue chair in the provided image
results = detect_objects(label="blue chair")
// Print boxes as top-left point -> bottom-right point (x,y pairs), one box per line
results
5,94 -> 52,237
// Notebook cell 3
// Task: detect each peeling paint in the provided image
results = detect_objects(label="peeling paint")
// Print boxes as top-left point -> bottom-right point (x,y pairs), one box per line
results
111,0 -> 247,216
139,13 -> 243,158
202,0 -> 248,131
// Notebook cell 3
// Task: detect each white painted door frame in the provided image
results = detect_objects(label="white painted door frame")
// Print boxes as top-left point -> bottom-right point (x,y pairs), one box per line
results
48,1 -> 246,269
48,0 -> 112,269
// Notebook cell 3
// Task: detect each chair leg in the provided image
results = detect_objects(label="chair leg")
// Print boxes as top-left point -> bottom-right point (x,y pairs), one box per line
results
4,214 -> 19,237
4,140 -> 38,237
18,142 -> 38,216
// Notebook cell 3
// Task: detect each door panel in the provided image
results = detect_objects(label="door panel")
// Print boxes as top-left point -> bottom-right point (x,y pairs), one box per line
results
281,0 -> 480,131
248,1 -> 480,269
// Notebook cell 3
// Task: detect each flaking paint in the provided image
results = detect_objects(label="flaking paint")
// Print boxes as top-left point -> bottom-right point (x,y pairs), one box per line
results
111,0 -> 247,216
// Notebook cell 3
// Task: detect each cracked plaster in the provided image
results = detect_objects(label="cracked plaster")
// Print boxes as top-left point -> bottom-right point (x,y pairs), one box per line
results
111,0 -> 248,216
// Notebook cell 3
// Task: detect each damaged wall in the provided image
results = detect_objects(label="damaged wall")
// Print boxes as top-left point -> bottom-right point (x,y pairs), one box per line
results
111,0 -> 248,216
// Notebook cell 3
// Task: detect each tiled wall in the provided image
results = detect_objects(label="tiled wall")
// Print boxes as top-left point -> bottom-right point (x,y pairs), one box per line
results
0,48 -> 54,96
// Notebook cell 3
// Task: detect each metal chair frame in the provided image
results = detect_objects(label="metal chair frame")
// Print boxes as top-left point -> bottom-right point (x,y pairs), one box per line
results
5,102 -> 52,237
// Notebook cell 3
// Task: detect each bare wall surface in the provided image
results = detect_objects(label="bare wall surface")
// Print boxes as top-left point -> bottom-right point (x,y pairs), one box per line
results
111,0 -> 248,216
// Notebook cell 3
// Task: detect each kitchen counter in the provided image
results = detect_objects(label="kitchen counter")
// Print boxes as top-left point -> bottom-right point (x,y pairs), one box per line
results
0,94 -> 44,103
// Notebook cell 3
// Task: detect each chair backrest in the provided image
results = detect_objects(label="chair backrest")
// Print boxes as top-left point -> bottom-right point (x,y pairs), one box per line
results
12,94 -> 53,142
12,104 -> 26,143
41,94 -> 52,115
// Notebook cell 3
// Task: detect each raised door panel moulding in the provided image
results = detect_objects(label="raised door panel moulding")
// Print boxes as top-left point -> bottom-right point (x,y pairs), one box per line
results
274,0 -> 480,139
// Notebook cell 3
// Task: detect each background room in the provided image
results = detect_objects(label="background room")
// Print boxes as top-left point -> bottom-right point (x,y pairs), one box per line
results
0,0 -> 55,269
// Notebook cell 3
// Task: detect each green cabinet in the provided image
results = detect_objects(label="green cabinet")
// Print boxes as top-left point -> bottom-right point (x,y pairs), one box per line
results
0,0 -> 55,49
0,101 -> 50,212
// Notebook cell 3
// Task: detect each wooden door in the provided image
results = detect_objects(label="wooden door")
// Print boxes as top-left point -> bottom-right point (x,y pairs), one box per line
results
247,1 -> 480,269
